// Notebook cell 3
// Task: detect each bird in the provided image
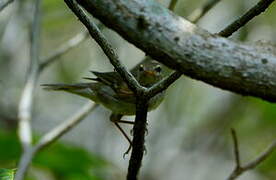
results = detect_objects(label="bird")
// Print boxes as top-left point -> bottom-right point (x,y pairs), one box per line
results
42,60 -> 165,154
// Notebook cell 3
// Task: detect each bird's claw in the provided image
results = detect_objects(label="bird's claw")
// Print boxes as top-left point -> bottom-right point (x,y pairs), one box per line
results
122,144 -> 147,159
123,144 -> 132,159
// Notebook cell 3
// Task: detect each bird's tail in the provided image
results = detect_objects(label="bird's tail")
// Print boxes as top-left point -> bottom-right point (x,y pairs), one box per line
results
42,83 -> 98,101
42,83 -> 91,91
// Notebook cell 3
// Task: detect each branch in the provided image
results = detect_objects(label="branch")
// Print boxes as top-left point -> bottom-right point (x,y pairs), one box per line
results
168,0 -> 178,11
227,129 -> 276,180
230,129 -> 241,169
146,71 -> 181,97
64,0 -> 144,94
218,0 -> 275,37
148,0 -> 222,97
39,31 -> 89,72
77,0 -> 276,102
62,2 -> 149,179
16,2 -> 99,179
187,0 -> 221,23
15,102 -> 97,180
35,102 -> 97,150
62,0 -> 276,179
148,0 -> 222,98
17,0 -> 41,152
0,0 -> 13,12
127,96 -> 148,180
16,0 -> 42,179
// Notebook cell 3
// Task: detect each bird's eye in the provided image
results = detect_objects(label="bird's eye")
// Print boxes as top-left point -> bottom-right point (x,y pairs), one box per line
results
139,64 -> 145,72
154,65 -> 162,73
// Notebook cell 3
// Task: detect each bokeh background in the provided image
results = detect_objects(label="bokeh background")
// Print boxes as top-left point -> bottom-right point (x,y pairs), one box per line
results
0,0 -> 275,179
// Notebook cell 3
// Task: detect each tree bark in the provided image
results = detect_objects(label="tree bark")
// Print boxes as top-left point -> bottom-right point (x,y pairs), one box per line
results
76,0 -> 276,102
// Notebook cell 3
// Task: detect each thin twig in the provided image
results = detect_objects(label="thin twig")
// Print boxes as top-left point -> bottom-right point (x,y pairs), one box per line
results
218,0 -> 275,37
231,129 -> 241,168
0,0 -> 14,12
64,0 -> 144,94
39,23 -> 104,72
35,102 -> 97,150
146,71 -> 182,98
242,140 -> 276,170
227,129 -> 276,180
15,102 -> 97,180
187,0 -> 221,23
17,0 -> 42,152
39,31 -> 89,72
168,0 -> 178,11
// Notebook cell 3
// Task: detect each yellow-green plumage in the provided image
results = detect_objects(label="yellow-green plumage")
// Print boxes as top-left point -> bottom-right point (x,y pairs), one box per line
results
42,60 -> 165,115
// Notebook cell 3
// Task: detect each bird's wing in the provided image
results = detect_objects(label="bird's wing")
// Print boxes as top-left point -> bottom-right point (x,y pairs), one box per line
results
85,71 -> 137,103
91,71 -> 138,103
89,71 -> 122,87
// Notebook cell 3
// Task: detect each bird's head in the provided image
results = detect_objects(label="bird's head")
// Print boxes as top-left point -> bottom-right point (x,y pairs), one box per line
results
135,60 -> 164,87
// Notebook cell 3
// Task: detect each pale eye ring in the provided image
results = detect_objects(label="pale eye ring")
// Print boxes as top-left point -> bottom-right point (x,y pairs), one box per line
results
139,64 -> 145,72
154,65 -> 162,73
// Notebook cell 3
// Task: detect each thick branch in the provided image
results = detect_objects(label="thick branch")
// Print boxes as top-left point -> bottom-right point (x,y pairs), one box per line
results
77,0 -> 276,102
147,0 -> 221,97
127,96 -> 148,180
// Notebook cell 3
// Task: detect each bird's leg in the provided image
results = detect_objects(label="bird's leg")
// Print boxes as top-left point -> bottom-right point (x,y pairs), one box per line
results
110,114 -> 133,157
116,119 -> 134,125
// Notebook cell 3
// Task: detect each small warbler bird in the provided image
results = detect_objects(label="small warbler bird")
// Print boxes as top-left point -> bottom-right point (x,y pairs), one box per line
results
42,60 -> 165,154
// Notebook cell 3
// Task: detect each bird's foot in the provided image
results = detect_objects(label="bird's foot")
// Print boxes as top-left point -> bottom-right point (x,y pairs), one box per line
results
123,144 -> 132,159
122,144 -> 147,159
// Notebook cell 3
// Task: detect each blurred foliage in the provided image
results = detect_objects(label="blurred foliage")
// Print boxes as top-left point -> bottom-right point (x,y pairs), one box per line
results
0,130 -> 110,180
0,168 -> 16,180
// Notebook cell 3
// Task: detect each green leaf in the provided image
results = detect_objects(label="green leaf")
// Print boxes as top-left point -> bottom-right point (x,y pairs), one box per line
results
0,169 -> 16,180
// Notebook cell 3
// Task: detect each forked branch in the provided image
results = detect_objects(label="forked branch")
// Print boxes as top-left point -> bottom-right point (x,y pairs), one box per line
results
227,129 -> 276,180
